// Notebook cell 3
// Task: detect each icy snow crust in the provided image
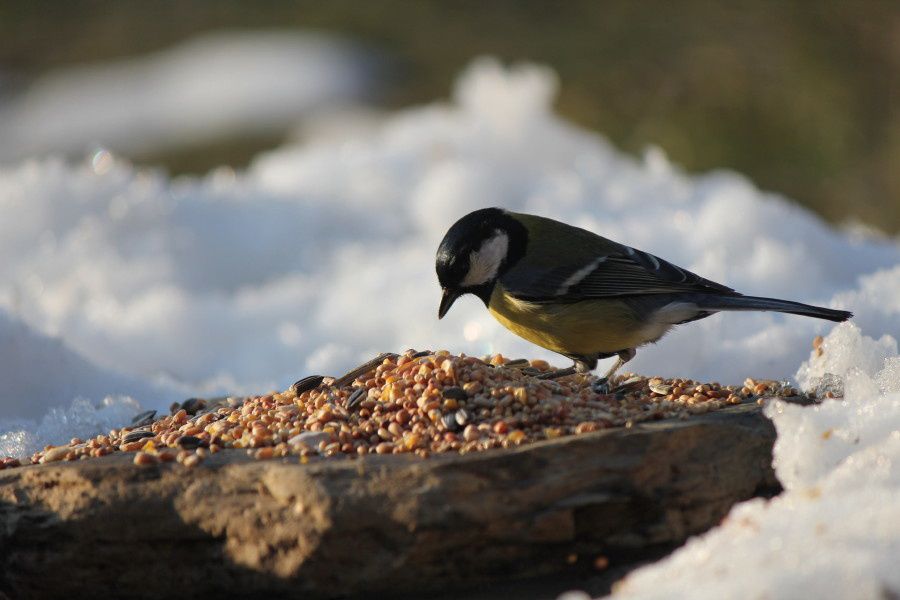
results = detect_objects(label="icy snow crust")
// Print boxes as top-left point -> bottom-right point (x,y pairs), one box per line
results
610,323 -> 900,599
1,60 -> 898,460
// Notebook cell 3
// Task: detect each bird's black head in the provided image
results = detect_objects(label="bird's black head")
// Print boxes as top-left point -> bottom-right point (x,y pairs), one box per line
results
435,207 -> 527,319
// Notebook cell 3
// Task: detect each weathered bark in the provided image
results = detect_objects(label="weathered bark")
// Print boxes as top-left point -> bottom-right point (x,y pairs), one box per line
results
0,401 -> 778,599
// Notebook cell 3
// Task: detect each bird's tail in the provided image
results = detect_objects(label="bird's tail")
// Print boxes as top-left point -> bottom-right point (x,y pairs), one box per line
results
698,295 -> 852,322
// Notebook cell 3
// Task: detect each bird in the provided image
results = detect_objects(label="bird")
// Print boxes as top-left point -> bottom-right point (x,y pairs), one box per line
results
435,207 -> 852,391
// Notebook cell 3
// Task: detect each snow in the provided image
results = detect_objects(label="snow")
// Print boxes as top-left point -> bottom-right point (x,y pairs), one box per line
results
0,309 -> 183,456
607,323 -> 900,599
0,31 -> 377,163
0,310 -> 179,421
0,51 -> 899,592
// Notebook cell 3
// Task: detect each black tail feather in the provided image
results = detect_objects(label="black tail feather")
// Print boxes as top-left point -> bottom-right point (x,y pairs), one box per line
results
698,295 -> 852,322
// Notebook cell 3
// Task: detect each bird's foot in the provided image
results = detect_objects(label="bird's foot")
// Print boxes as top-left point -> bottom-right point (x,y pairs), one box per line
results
591,377 -> 611,395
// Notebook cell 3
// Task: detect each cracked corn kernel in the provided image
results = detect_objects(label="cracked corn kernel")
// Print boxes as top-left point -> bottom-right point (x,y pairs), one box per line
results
507,430 -> 526,444
403,433 -> 421,450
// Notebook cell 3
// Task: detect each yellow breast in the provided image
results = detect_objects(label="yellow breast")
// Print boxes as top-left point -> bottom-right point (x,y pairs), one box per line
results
487,285 -> 650,356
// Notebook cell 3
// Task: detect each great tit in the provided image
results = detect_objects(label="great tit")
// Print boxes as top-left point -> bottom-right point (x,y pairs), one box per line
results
435,207 -> 852,386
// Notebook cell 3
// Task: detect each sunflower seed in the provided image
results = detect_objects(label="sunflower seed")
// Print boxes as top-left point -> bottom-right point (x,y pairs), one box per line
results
649,382 -> 672,395
130,410 -> 157,428
123,430 -> 155,444
180,398 -> 207,415
442,386 -> 468,401
288,431 -> 330,449
502,358 -> 530,368
176,435 -> 205,450
291,375 -> 325,395
442,413 -> 460,432
331,353 -> 397,388
346,387 -> 367,410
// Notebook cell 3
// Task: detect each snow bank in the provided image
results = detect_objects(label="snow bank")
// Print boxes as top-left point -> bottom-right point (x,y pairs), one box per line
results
608,323 -> 900,599
0,309 -> 183,456
0,31 -> 377,162
1,57 -> 898,455
0,310 -> 179,421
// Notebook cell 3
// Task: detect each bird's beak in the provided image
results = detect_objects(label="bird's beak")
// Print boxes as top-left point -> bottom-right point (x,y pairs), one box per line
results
438,288 -> 462,319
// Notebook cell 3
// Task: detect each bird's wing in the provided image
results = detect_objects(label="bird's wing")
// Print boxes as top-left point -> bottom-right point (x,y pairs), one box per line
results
501,244 -> 736,303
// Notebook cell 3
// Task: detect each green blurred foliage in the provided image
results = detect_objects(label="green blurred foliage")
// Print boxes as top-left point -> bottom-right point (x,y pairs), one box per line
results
1,0 -> 898,232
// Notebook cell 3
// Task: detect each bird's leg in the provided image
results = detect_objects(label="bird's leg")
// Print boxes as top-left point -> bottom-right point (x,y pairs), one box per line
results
603,348 -> 636,381
591,349 -> 637,394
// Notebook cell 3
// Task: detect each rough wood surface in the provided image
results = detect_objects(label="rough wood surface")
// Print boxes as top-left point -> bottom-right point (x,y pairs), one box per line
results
0,401 -> 778,599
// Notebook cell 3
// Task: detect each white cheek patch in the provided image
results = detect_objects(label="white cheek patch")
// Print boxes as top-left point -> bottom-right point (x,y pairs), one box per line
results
462,231 -> 509,287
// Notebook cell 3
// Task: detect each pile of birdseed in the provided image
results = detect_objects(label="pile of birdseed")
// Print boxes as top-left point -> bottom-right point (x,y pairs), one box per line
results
1,350 -> 801,470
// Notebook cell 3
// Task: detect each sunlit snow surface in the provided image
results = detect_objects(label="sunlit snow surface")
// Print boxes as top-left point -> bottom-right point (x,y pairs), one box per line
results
1,59 -> 898,459
608,322 -> 900,599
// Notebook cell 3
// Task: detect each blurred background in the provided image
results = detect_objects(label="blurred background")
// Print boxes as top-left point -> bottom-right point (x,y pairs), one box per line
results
2,0 -> 898,233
